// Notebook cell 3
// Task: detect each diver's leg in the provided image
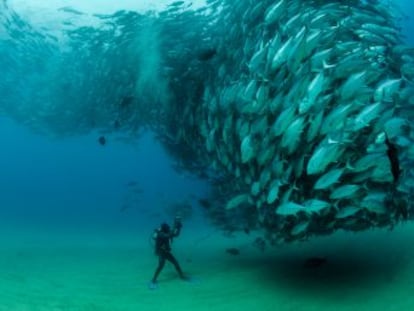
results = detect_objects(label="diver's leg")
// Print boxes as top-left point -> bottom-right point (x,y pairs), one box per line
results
165,252 -> 185,278
152,255 -> 166,283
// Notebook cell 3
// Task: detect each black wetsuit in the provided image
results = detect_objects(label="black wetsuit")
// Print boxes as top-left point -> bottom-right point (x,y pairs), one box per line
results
151,225 -> 184,283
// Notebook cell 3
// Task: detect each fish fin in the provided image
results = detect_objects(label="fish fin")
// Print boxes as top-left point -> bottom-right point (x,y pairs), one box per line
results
322,60 -> 335,69
362,182 -> 370,191
345,159 -> 355,171
293,183 -> 299,191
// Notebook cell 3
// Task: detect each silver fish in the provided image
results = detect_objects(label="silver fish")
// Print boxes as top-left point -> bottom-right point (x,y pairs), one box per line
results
330,185 -> 361,200
314,168 -> 344,190
307,142 -> 343,175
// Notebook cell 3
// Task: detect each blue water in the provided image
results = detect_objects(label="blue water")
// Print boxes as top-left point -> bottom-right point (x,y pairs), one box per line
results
395,0 -> 414,43
0,1 -> 215,242
0,115 -> 207,236
1,1 -> 414,310
0,0 -> 413,239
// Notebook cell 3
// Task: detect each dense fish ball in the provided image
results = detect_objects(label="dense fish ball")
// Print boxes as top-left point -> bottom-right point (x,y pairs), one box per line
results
168,0 -> 414,242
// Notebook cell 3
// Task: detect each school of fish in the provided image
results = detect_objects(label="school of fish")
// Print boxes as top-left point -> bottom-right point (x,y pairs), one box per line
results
1,0 -> 414,243
160,0 -> 414,242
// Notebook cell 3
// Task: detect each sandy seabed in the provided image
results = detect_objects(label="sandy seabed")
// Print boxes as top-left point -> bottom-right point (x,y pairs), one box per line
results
0,223 -> 413,311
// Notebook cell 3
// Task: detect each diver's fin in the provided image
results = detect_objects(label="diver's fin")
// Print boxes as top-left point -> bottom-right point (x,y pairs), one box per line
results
148,281 -> 158,290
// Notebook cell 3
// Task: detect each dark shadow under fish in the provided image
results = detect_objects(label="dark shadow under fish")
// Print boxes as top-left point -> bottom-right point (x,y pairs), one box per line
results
225,248 -> 240,256
303,257 -> 327,269
385,134 -> 401,183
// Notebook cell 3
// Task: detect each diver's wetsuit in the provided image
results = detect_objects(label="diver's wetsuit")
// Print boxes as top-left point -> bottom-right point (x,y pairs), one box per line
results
151,224 -> 184,283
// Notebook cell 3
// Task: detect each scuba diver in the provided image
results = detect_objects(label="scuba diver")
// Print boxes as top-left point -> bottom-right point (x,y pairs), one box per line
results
149,216 -> 187,289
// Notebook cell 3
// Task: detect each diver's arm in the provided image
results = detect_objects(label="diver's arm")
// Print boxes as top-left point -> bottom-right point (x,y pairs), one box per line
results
172,217 -> 182,237
172,225 -> 181,237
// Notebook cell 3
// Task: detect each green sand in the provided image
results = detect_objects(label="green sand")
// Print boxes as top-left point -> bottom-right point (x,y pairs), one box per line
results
1,224 -> 414,311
